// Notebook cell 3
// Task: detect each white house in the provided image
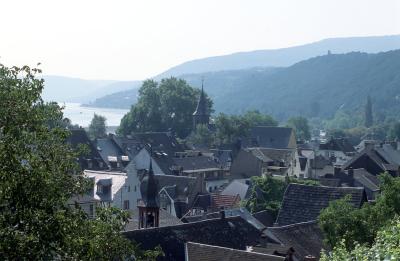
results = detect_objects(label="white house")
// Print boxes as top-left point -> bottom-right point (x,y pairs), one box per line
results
84,162 -> 142,210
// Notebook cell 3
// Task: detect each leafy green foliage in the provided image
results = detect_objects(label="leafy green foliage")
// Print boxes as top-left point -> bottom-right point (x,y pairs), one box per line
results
318,173 -> 400,250
187,124 -> 215,147
245,175 -> 319,218
286,116 -> 311,140
118,78 -> 212,138
88,113 -> 107,139
215,110 -> 278,145
0,64 -> 160,260
321,217 -> 400,261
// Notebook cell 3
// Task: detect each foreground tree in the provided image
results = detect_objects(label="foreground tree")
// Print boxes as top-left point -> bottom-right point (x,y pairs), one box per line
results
245,175 -> 319,218
318,173 -> 400,250
215,110 -> 278,145
88,113 -> 107,139
0,64 -> 159,260
321,217 -> 400,261
118,78 -> 212,138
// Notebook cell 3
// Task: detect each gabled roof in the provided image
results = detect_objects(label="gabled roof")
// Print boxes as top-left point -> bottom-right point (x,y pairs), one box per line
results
95,137 -> 126,167
353,168 -> 380,192
123,216 -> 262,261
266,221 -> 327,260
276,184 -> 366,226
221,180 -> 250,200
66,129 -> 108,170
252,210 -> 276,228
248,127 -> 295,149
156,174 -> 198,202
182,208 -> 266,232
342,145 -> 400,175
173,155 -> 221,172
185,242 -> 284,261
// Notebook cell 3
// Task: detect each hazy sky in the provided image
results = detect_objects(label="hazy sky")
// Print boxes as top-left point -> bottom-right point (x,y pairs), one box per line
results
0,0 -> 399,80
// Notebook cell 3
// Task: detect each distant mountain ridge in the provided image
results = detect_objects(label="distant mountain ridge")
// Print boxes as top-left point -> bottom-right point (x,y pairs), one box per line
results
41,75 -> 139,103
156,35 -> 400,78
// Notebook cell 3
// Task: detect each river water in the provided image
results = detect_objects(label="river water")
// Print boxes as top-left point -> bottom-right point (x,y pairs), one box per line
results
61,102 -> 129,127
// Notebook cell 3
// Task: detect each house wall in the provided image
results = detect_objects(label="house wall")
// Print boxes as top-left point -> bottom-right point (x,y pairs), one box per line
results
124,163 -> 143,210
206,179 -> 229,192
230,150 -> 261,179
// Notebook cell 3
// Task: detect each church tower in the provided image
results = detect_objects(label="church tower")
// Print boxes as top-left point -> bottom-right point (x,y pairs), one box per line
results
138,151 -> 159,229
193,79 -> 210,128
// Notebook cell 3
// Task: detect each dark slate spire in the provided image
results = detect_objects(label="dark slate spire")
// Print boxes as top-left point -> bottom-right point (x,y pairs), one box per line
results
193,79 -> 208,116
193,78 -> 210,127
140,147 -> 159,208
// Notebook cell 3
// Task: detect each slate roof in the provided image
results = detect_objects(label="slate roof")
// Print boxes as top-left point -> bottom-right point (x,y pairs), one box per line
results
353,168 -> 380,192
247,127 -> 295,149
124,208 -> 183,231
182,208 -> 266,232
95,137 -> 127,168
123,216 -> 262,261
156,174 -> 198,201
252,210 -> 276,228
342,145 -> 400,176
185,242 -> 284,261
221,180 -> 250,200
276,183 -> 366,226
265,221 -> 327,260
66,129 -> 108,170
174,155 -> 222,173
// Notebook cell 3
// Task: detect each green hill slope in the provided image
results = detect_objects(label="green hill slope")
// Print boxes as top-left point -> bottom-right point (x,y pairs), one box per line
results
89,50 -> 400,122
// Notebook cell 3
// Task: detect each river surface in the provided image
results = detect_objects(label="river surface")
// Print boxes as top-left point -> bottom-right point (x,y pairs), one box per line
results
61,102 -> 129,127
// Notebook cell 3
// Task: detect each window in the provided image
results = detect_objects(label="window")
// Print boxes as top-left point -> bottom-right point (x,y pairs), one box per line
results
123,200 -> 130,210
127,186 -> 131,192
97,184 -> 103,194
134,186 -> 137,192
209,186 -> 212,192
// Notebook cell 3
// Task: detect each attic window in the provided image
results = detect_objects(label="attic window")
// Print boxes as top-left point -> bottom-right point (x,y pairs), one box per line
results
108,156 -> 118,162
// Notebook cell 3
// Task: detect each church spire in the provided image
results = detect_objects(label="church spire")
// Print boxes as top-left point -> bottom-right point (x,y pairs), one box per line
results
138,145 -> 159,229
193,77 -> 210,128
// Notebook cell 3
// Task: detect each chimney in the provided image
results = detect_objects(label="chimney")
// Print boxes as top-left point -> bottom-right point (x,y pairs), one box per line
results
334,166 -> 341,176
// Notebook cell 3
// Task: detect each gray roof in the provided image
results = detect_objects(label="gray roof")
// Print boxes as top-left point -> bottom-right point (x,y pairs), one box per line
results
266,221 -> 327,260
252,210 -> 276,228
248,127 -> 295,149
186,242 -> 284,261
123,216 -> 262,261
276,184 -> 366,226
173,155 -> 221,172
221,180 -> 250,200
183,208 -> 266,232
353,168 -> 380,192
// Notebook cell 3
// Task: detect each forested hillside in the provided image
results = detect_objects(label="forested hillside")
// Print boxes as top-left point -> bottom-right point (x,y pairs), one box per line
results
89,50 -> 400,122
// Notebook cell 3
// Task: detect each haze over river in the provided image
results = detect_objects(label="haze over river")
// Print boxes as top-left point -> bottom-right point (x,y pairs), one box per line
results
61,102 -> 128,127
